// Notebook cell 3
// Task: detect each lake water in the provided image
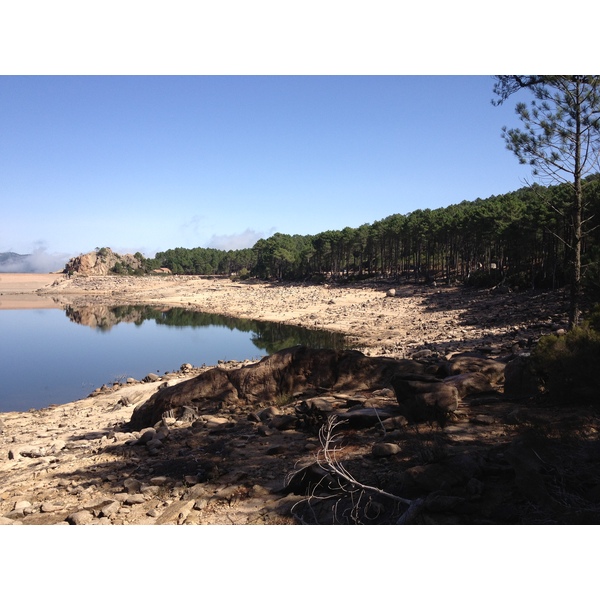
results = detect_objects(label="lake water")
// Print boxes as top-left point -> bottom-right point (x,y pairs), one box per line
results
0,305 -> 347,412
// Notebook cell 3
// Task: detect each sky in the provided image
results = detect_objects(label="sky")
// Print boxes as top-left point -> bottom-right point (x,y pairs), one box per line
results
0,2 -> 595,274
0,75 -> 531,270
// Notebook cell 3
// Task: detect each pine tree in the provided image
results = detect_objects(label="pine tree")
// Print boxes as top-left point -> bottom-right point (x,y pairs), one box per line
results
493,75 -> 600,327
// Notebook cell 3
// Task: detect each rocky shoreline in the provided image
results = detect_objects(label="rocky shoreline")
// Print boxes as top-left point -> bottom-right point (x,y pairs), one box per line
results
2,274 -> 599,525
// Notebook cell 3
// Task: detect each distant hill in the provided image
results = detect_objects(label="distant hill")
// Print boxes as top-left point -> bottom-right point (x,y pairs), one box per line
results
0,250 -> 69,273
0,252 -> 33,272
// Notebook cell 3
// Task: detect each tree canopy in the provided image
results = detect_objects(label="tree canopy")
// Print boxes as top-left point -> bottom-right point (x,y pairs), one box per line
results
138,175 -> 600,304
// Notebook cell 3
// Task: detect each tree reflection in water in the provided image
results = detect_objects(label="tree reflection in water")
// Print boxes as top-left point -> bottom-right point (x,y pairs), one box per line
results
64,305 -> 348,354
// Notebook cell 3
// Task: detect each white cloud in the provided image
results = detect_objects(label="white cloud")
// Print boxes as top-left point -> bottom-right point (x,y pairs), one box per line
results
206,228 -> 275,250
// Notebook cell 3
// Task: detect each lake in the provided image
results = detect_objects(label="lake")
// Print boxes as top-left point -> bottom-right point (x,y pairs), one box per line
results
0,304 -> 347,412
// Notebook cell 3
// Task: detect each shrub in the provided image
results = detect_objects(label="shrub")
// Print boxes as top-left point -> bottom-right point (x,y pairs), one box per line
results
532,307 -> 600,403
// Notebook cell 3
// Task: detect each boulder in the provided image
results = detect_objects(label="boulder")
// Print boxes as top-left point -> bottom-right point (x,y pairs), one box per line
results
128,346 -> 429,430
391,375 -> 460,421
504,355 -> 541,397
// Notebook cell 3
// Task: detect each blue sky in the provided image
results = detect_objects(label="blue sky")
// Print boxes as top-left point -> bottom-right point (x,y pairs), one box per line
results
0,3 -> 592,272
1,75 -> 530,267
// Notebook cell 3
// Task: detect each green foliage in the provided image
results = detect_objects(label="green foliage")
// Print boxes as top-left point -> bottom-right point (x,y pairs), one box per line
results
532,306 -> 600,403
128,175 -> 600,295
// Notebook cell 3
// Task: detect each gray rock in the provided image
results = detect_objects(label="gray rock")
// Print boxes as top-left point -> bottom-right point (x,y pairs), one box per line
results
100,501 -> 121,517
67,510 -> 94,525
146,438 -> 163,452
124,494 -> 146,505
123,478 -> 142,494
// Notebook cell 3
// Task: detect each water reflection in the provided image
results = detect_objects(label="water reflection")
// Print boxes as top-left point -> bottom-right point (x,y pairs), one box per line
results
64,304 -> 347,354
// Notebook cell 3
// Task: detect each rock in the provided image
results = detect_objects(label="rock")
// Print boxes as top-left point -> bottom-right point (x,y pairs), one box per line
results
372,442 -> 401,457
443,372 -> 494,398
123,478 -> 142,494
143,373 -> 161,383
67,510 -> 94,525
64,248 -> 142,277
100,501 -> 121,518
504,355 -> 540,397
269,415 -> 297,431
154,500 -> 196,525
146,438 -> 163,451
149,476 -> 168,486
386,289 -> 396,297
136,428 -> 156,445
381,415 -> 408,430
124,494 -> 146,505
129,346 -> 428,430
392,375 -> 460,421
41,502 -> 64,513
439,357 -> 506,385
203,415 -> 230,428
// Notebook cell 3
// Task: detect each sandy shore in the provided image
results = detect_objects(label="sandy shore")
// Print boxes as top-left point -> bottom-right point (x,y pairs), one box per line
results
0,273 -> 66,309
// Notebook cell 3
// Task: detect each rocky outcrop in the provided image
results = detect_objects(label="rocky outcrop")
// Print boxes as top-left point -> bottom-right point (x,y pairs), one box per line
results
128,346 -> 509,431
64,248 -> 142,276
129,346 -> 432,430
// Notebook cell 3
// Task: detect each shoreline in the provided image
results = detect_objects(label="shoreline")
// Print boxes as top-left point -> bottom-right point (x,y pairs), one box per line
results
0,271 -> 571,360
3,272 -> 595,526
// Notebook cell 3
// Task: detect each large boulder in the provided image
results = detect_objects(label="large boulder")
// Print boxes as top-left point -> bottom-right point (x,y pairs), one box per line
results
391,375 -> 460,421
128,346 -> 428,430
